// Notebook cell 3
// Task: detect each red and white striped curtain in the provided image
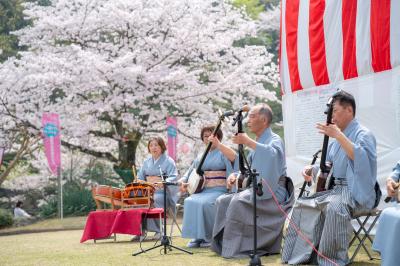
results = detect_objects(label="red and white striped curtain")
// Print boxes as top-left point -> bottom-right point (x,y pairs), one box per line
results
280,0 -> 400,94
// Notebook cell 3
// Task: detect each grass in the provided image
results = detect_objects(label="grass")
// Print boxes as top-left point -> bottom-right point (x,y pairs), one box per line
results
0,216 -> 381,266
0,216 -> 87,235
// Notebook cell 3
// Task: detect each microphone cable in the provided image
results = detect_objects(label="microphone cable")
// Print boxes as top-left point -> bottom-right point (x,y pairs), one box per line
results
261,178 -> 339,266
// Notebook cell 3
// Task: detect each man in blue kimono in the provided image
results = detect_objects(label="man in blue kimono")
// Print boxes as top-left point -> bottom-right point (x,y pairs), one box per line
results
211,104 -> 295,258
282,90 -> 380,266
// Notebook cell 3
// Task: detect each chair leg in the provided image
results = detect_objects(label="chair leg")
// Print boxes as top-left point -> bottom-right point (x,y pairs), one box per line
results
174,216 -> 182,233
167,208 -> 182,237
353,228 -> 373,260
355,216 -> 373,260
350,213 -> 381,262
357,215 -> 379,244
350,230 -> 368,262
349,224 -> 363,247
358,215 -> 380,260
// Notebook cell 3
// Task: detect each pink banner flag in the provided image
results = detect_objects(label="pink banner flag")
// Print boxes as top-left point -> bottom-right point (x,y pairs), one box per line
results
42,113 -> 61,175
166,117 -> 177,161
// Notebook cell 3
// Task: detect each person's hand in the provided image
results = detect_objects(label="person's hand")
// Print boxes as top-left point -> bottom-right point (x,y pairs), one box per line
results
232,133 -> 251,146
316,123 -> 342,139
302,165 -> 313,183
386,178 -> 398,197
180,182 -> 189,193
208,135 -> 221,149
154,182 -> 163,189
226,173 -> 237,189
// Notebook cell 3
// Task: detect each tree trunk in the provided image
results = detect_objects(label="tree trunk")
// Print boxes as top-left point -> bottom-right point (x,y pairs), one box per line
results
0,133 -> 30,186
113,117 -> 142,167
117,130 -> 142,168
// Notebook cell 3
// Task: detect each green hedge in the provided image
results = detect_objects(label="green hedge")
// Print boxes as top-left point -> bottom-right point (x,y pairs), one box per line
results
39,180 -> 96,218
0,208 -> 13,229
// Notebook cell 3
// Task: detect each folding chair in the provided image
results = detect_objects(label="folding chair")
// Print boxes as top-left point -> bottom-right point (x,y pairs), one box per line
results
168,203 -> 183,237
348,208 -> 381,263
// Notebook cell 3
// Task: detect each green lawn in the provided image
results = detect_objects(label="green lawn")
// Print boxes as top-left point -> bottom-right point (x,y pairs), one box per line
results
0,216 -> 380,266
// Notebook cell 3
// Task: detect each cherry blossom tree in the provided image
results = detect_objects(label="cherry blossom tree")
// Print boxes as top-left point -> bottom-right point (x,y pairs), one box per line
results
0,0 -> 278,180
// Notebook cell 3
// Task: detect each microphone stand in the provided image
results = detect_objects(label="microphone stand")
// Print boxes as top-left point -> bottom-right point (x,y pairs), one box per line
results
233,111 -> 262,266
239,149 -> 262,266
133,168 -> 192,256
232,109 -> 247,175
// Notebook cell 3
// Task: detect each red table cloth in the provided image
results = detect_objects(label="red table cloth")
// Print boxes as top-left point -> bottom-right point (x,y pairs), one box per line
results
80,208 -> 164,243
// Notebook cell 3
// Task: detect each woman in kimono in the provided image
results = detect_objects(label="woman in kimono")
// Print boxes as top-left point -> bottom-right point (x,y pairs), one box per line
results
179,126 -> 235,248
133,137 -> 178,240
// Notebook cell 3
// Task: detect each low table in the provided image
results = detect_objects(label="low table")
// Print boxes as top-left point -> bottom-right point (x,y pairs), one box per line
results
80,208 -> 164,243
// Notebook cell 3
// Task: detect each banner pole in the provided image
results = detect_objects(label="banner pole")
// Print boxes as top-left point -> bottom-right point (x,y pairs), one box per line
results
57,166 -> 63,220
0,147 -> 4,167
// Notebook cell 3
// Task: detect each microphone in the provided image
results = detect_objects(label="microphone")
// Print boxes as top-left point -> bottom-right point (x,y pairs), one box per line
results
154,181 -> 179,186
223,105 -> 250,117
384,196 -> 392,203
158,166 -> 167,181
256,181 -> 263,197
223,110 -> 235,117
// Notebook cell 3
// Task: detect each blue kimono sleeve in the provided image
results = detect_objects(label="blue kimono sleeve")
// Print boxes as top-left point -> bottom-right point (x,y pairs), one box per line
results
164,158 -> 178,182
346,130 -> 377,209
252,139 -> 286,199
222,155 -> 234,177
180,160 -> 197,183
389,161 -> 400,182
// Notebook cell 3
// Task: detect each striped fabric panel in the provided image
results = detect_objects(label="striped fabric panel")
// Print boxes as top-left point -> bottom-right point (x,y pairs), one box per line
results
297,0 -> 315,89
280,0 -> 292,94
285,0 -> 303,92
342,0 -> 358,79
280,0 -> 399,94
309,0 -> 330,86
323,0 -> 343,84
370,0 -> 392,72
390,0 -> 400,67
355,0 -> 373,76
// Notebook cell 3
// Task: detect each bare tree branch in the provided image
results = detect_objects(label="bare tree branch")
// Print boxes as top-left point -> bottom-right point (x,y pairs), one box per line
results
60,140 -> 118,163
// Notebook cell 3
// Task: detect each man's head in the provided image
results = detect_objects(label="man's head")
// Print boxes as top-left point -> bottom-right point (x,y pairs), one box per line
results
331,90 -> 356,130
247,104 -> 273,136
16,201 -> 23,208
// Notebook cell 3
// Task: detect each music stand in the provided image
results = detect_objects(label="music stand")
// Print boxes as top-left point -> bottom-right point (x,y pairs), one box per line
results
132,170 -> 192,256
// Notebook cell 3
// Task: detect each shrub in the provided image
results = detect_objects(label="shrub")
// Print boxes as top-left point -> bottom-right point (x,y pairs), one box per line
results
39,162 -> 121,218
39,180 -> 96,218
0,208 -> 13,229
39,197 -> 58,218
62,180 -> 96,216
